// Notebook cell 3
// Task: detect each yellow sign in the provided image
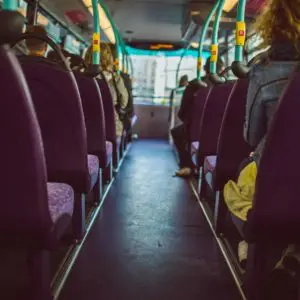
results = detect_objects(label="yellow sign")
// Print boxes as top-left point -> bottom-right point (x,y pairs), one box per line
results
211,44 -> 218,62
114,58 -> 119,71
197,57 -> 202,70
236,22 -> 246,46
92,33 -> 100,52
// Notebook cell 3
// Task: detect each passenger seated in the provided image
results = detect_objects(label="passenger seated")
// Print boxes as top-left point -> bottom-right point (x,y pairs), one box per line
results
85,44 -> 129,137
171,57 -> 224,177
179,75 -> 189,88
25,25 -> 48,57
223,0 -> 300,268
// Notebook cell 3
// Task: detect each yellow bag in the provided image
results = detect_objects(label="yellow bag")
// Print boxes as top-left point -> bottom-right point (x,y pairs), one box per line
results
223,161 -> 257,221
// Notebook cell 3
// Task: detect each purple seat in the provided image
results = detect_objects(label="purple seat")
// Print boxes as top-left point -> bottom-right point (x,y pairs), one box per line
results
47,182 -> 74,224
204,155 -> 217,174
197,82 -> 235,166
188,87 -> 211,142
18,56 -> 90,193
213,79 -> 253,234
0,23 -> 74,299
18,55 -> 90,240
191,141 -> 199,165
87,154 -> 99,188
197,82 -> 235,208
245,66 -> 300,243
96,78 -> 120,168
214,79 -> 252,190
0,44 -> 73,242
106,141 -> 113,162
74,72 -> 109,168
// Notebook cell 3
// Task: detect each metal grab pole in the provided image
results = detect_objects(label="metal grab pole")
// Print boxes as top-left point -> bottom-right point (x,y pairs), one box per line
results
235,0 -> 247,63
231,0 -> 249,78
3,0 -> 17,10
197,2 -> 219,79
175,46 -> 190,87
91,0 -> 100,65
98,0 -> 120,73
210,0 -> 226,74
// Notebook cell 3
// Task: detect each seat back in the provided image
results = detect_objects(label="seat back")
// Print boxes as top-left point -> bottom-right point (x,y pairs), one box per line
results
18,56 -> 90,193
188,87 -> 211,142
0,46 -> 52,240
215,79 -> 252,190
96,78 -> 117,143
198,82 -> 235,161
120,72 -> 134,117
246,66 -> 300,242
74,73 -> 107,167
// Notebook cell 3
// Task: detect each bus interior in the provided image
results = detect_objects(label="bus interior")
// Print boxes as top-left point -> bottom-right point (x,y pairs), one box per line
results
1,0 -> 299,299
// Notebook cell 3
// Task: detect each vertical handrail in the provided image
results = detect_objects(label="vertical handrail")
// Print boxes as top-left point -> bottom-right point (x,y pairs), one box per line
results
91,0 -> 100,65
231,0 -> 249,78
3,0 -> 17,10
175,46 -> 190,86
210,0 -> 226,74
197,2 -> 219,79
235,0 -> 247,62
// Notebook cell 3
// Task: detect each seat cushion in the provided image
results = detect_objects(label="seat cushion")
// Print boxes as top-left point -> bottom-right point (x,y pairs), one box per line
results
204,155 -> 217,175
191,141 -> 200,166
88,154 -> 99,188
205,172 -> 213,190
47,182 -> 74,224
106,141 -> 113,163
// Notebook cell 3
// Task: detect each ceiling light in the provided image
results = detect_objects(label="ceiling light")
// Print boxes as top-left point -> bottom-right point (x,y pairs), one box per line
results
191,11 -> 201,16
223,0 -> 238,13
190,42 -> 199,48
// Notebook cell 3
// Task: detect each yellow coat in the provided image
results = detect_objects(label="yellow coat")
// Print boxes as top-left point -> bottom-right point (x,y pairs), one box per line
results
223,162 -> 257,221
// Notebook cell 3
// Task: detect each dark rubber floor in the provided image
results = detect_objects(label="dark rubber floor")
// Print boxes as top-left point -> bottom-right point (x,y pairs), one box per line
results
59,140 -> 241,300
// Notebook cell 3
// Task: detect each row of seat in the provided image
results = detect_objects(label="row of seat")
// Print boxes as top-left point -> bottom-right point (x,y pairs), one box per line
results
0,11 -> 136,300
172,61 -> 300,298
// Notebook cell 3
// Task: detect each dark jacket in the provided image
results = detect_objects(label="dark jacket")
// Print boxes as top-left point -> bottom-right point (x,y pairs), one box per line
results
177,77 -> 209,123
245,41 -> 299,164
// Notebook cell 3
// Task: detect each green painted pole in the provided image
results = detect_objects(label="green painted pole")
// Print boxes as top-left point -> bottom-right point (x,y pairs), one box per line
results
91,0 -> 100,65
176,46 -> 190,86
210,0 -> 226,74
197,1 -> 219,79
235,0 -> 247,62
3,0 -> 17,10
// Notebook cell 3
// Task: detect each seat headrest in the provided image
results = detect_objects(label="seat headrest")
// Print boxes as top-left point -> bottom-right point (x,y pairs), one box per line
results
0,11 -> 24,46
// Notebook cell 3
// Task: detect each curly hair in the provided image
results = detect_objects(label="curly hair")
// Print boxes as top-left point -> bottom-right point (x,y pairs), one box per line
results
84,43 -> 114,71
253,0 -> 300,51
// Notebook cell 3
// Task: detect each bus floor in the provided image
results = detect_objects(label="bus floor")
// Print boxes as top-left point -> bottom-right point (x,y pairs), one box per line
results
58,140 -> 241,300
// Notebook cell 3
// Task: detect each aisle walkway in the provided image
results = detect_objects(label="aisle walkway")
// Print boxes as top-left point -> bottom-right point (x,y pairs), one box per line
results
59,140 -> 241,300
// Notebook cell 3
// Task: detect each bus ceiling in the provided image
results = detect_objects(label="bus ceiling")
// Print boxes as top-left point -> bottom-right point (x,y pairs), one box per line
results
25,0 -> 265,49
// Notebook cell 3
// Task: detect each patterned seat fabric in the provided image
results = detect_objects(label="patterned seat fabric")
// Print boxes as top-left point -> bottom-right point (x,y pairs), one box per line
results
204,155 -> 217,174
88,154 -> 99,188
106,141 -> 113,163
47,182 -> 74,223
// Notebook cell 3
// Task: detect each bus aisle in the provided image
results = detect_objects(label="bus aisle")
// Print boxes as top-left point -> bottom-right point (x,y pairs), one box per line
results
58,140 -> 241,300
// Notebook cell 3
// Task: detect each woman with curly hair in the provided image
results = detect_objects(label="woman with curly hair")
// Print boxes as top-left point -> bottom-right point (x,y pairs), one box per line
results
224,0 -> 300,270
245,0 -> 300,164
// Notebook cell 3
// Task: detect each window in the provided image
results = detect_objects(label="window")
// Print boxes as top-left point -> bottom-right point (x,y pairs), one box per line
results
127,46 -> 209,106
